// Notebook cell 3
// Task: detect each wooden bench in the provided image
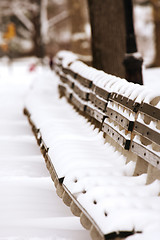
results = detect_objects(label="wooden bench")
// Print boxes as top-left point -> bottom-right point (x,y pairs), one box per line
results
24,50 -> 160,240
56,51 -> 160,183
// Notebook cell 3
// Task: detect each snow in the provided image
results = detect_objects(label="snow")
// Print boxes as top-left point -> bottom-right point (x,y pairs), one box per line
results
26,53 -> 160,240
134,4 -> 155,67
0,54 -> 160,240
0,58 -> 91,240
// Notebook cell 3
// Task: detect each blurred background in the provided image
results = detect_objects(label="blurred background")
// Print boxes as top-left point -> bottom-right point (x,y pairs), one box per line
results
0,0 -> 90,59
0,0 -> 159,68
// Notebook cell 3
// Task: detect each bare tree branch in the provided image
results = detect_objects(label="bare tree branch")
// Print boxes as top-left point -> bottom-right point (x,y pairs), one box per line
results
48,10 -> 69,28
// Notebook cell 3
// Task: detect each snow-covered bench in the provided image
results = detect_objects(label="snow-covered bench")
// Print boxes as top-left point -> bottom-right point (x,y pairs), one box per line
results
56,51 -> 160,180
24,51 -> 160,240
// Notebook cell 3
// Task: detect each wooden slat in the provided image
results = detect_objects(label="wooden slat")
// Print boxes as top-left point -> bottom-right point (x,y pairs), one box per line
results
58,84 -> 67,97
89,93 -> 107,112
131,141 -> 160,169
95,86 -> 110,101
62,67 -> 76,78
134,121 -> 160,145
74,84 -> 90,100
102,121 -> 131,150
76,74 -> 92,88
60,75 -> 68,84
89,92 -> 95,102
107,107 -> 134,131
93,108 -> 106,123
85,105 -> 95,118
109,92 -> 140,113
139,102 -> 160,120
71,94 -> 86,112
94,95 -> 108,112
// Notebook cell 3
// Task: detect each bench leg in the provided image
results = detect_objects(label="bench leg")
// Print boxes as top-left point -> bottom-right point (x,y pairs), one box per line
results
133,156 -> 148,176
146,164 -> 160,185
126,151 -> 136,164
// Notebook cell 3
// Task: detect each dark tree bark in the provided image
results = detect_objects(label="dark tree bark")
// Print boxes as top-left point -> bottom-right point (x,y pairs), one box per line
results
150,0 -> 160,67
31,0 -> 45,58
68,0 -> 91,57
87,0 -> 126,78
123,0 -> 143,85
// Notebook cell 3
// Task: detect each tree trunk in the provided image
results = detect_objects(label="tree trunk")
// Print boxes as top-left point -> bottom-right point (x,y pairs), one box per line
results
154,21 -> 160,66
123,0 -> 143,85
32,0 -> 45,58
87,0 -> 126,78
68,0 -> 91,57
150,0 -> 160,66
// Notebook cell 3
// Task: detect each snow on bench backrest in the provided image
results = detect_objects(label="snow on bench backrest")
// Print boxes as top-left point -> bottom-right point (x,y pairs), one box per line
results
54,51 -> 160,183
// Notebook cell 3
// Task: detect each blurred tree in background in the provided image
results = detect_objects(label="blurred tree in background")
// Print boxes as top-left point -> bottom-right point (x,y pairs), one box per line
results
67,0 -> 91,62
0,0 -> 159,71
0,0 -> 71,58
0,0 -> 44,57
150,0 -> 160,66
87,0 -> 126,78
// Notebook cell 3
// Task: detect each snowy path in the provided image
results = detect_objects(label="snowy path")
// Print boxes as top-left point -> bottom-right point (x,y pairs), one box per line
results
0,65 -> 91,240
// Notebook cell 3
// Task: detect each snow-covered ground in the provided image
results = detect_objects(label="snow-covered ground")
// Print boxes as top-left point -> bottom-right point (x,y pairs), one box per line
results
143,66 -> 160,92
0,57 -> 159,240
0,58 -> 91,240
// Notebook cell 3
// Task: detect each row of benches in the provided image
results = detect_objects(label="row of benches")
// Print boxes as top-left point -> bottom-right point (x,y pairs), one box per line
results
55,51 -> 160,184
24,51 -> 160,240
